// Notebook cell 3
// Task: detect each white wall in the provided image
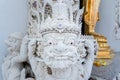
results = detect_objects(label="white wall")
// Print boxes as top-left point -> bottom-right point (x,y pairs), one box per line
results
96,0 -> 120,52
0,0 -> 28,79
0,0 -> 120,79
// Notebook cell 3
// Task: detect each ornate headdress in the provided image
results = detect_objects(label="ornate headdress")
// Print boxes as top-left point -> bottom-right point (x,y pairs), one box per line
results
28,0 -> 84,37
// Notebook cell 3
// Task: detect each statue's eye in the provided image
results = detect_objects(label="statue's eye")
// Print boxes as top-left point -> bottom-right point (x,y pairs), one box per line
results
43,37 -> 57,46
70,42 -> 73,45
48,41 -> 53,45
64,39 -> 75,46
69,41 -> 75,45
49,42 -> 52,45
47,39 -> 55,46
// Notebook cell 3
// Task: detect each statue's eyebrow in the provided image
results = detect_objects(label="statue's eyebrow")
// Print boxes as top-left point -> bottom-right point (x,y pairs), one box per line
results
43,36 -> 56,41
65,36 -> 76,39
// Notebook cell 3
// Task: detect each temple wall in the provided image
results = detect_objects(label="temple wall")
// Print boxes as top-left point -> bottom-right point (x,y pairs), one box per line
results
96,0 -> 120,52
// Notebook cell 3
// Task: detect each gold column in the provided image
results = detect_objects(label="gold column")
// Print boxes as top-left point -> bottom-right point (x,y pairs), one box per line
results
83,0 -> 113,58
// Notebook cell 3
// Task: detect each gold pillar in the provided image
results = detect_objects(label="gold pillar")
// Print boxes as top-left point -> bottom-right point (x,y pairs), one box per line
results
83,0 -> 113,58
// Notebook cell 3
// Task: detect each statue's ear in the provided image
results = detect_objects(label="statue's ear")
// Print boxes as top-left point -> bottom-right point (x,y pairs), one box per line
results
83,43 -> 91,59
31,40 -> 44,62
83,40 -> 98,63
77,40 -> 88,63
36,40 -> 44,57
28,39 -> 44,62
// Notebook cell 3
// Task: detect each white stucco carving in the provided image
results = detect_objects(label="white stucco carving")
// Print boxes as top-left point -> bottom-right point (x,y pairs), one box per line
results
2,0 -> 98,80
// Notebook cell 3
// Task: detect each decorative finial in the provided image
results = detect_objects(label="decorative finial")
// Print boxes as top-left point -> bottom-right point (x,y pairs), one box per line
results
28,0 -> 84,37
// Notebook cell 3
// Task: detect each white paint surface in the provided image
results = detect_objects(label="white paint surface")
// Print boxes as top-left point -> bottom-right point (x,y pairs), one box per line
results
0,0 -> 120,79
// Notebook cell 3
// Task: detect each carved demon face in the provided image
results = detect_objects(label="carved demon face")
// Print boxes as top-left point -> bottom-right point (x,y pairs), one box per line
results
41,33 -> 80,69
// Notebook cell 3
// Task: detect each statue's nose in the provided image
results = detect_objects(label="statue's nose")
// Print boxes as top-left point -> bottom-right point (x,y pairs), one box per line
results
54,42 -> 67,53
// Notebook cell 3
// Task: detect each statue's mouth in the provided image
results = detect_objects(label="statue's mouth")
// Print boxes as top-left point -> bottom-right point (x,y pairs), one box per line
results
43,53 -> 78,69
41,50 -> 78,68
49,56 -> 74,62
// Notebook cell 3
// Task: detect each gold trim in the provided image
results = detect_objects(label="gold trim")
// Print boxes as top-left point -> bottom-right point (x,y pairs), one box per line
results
83,0 -> 113,58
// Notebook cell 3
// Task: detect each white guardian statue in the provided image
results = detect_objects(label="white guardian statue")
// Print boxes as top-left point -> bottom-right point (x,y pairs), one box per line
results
2,0 -> 98,80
